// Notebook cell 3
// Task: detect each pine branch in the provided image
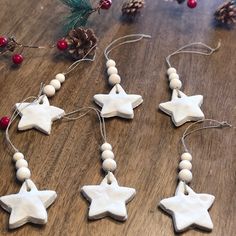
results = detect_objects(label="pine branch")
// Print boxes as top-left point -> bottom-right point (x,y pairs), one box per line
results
60,0 -> 94,30
61,0 -> 93,10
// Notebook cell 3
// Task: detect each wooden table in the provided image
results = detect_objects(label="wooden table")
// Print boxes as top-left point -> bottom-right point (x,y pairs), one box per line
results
0,0 -> 235,235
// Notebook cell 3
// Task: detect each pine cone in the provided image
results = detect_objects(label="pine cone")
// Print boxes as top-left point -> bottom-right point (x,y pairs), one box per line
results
65,28 -> 97,60
215,1 -> 236,24
122,0 -> 145,15
6,38 -> 17,52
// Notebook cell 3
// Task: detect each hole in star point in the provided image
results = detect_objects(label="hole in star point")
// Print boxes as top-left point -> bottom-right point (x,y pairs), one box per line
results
184,190 -> 189,196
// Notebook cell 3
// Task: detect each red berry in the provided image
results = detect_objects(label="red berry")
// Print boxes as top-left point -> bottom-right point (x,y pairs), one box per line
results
100,0 -> 112,10
0,36 -> 8,47
57,39 -> 68,50
12,54 -> 24,65
0,116 -> 10,130
187,0 -> 197,8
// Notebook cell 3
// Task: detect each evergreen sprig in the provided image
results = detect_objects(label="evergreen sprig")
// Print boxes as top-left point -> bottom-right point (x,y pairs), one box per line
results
60,0 -> 94,30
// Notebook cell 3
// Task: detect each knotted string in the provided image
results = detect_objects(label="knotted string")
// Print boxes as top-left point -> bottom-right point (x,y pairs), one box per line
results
63,44 -> 97,75
166,41 -> 221,68
180,118 -> 231,193
104,34 -> 151,60
181,119 -> 232,153
5,96 -> 107,154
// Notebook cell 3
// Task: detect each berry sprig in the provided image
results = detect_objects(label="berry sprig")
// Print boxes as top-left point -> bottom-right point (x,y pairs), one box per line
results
0,36 -> 55,65
60,0 -> 112,30
176,0 -> 198,8
0,27 -> 97,65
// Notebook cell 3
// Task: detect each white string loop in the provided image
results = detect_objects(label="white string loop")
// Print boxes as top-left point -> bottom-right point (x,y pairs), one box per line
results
181,119 -> 232,153
166,41 -> 221,68
64,44 -> 97,75
104,34 -> 151,60
64,107 -> 107,142
5,98 -> 107,153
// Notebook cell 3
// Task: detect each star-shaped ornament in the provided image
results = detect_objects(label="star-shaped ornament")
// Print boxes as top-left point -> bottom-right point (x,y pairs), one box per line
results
94,84 -> 143,119
159,181 -> 215,233
16,95 -> 65,135
159,89 -> 204,126
0,179 -> 57,229
81,172 -> 136,221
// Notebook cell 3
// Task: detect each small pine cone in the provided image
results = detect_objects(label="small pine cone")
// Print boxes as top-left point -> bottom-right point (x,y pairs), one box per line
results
122,0 -> 145,15
215,1 -> 236,24
65,28 -> 97,60
6,37 -> 17,52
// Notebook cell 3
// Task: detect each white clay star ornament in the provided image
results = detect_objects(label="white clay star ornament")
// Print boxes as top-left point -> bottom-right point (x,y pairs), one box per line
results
81,172 -> 136,221
94,84 -> 143,119
159,181 -> 215,232
0,179 -> 57,229
159,89 -> 204,126
16,95 -> 65,135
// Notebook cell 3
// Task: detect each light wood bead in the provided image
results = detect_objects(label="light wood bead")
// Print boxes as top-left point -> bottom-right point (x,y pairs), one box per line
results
178,169 -> 192,183
100,143 -> 112,152
169,79 -> 182,90
106,59 -> 116,68
13,152 -> 24,162
43,85 -> 56,97
16,167 -> 31,182
55,73 -> 65,83
107,66 -> 118,76
167,67 -> 177,76
50,79 -> 61,90
181,153 -> 192,161
101,150 -> 114,160
179,160 -> 192,170
169,73 -> 179,81
102,159 -> 117,172
108,74 -> 121,86
15,159 -> 28,169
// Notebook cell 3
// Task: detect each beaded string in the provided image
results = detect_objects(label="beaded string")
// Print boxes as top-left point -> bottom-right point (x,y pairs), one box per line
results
165,41 -> 221,95
103,34 -> 151,88
177,119 -> 232,192
5,95 -> 109,182
43,44 -> 97,97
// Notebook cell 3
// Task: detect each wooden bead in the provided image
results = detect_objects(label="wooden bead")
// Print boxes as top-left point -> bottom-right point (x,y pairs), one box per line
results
50,79 -> 61,90
15,159 -> 28,169
100,143 -> 112,151
101,150 -> 114,160
167,67 -> 177,76
102,159 -> 117,172
178,169 -> 192,183
179,160 -> 192,170
106,59 -> 116,68
181,152 -> 192,161
108,74 -> 121,86
13,152 -> 24,162
43,85 -> 55,97
107,66 -> 118,76
16,167 -> 31,182
55,73 -> 65,83
169,73 -> 179,81
169,79 -> 182,89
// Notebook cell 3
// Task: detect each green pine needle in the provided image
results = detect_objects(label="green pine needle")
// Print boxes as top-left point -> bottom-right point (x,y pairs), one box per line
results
60,0 -> 94,30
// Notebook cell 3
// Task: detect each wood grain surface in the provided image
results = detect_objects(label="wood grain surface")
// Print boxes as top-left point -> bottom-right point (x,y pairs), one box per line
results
0,0 -> 235,235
